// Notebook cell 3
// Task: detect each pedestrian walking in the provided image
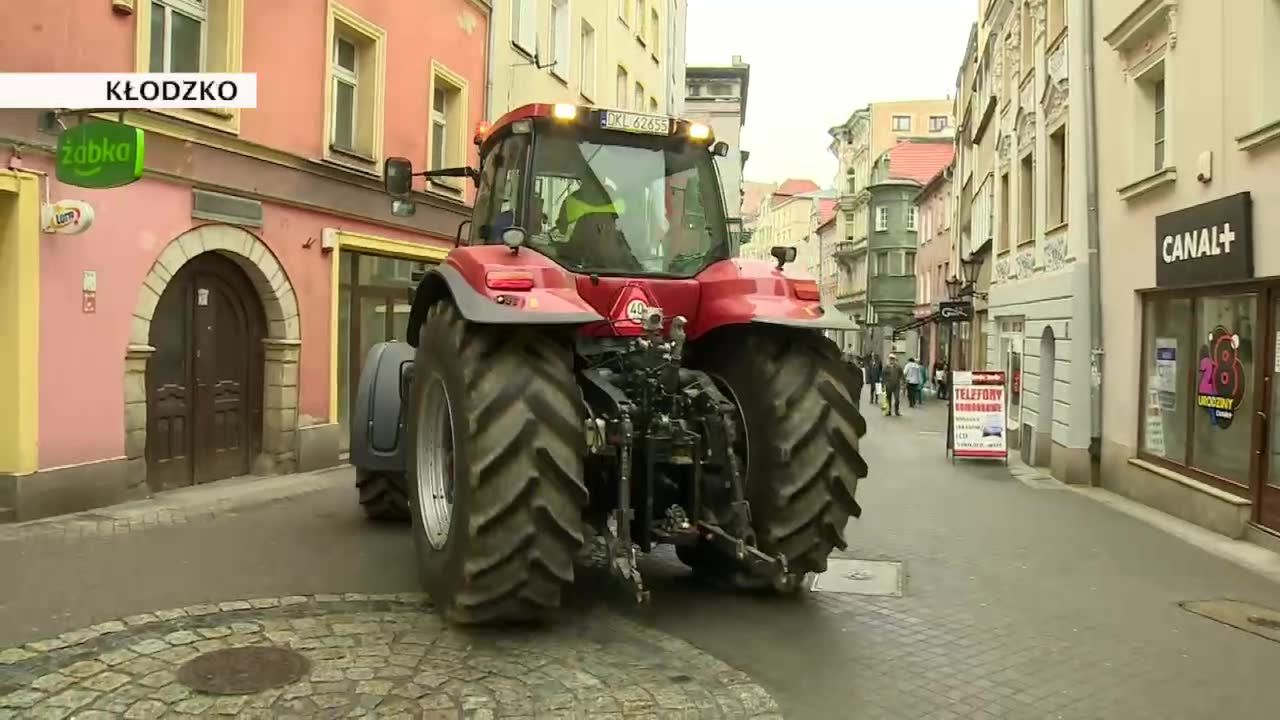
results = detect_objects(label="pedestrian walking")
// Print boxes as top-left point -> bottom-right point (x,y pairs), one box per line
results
934,360 -> 948,400
881,354 -> 903,416
904,357 -> 923,408
867,354 -> 882,405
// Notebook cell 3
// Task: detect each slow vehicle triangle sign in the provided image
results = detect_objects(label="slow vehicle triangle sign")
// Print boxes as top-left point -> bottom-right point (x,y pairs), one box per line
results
607,283 -> 660,335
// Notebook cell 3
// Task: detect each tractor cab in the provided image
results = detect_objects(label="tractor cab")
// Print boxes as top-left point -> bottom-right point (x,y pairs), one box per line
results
383,103 -> 735,279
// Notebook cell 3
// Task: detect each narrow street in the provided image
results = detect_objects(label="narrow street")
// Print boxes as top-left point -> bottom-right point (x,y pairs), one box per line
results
3,400 -> 1279,719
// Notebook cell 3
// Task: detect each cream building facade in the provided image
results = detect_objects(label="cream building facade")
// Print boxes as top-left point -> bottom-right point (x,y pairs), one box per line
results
1094,0 -> 1280,540
685,57 -> 751,223
489,0 -> 686,118
827,100 -> 956,353
951,0 -> 1093,481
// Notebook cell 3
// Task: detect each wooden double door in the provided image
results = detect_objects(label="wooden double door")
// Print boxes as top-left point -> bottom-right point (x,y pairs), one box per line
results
146,252 -> 265,489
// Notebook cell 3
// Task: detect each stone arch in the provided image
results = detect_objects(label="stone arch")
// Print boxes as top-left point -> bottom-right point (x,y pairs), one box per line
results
123,223 -> 303,488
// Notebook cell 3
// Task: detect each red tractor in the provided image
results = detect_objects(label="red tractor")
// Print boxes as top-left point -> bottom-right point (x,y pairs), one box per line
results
350,102 -> 867,624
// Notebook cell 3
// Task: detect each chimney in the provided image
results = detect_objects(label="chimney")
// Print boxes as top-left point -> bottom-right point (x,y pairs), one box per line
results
732,55 -> 744,66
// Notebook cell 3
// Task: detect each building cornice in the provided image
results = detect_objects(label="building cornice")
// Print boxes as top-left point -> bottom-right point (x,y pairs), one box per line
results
1104,0 -> 1178,52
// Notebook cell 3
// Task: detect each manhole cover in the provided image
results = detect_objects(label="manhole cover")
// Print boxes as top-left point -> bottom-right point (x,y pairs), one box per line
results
1179,599 -> 1280,644
810,559 -> 903,596
176,646 -> 311,695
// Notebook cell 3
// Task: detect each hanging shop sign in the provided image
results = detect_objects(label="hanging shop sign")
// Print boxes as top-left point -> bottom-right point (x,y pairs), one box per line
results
55,120 -> 146,189
41,199 -> 95,234
1155,192 -> 1253,287
1196,325 -> 1246,429
939,299 -> 974,322
950,370 -> 1008,461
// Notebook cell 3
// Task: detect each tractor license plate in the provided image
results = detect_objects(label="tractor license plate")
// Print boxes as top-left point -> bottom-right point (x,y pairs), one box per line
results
600,111 -> 671,136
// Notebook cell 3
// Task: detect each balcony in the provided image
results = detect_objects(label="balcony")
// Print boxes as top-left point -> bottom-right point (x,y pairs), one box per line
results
832,240 -> 858,259
868,275 -> 916,310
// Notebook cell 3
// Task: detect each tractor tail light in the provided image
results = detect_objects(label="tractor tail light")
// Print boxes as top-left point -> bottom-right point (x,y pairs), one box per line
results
791,280 -> 821,301
486,270 -> 535,291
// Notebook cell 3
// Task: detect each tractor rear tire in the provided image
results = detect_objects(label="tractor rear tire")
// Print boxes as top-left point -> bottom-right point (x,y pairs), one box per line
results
695,330 -> 869,583
405,302 -> 588,625
356,469 -> 410,522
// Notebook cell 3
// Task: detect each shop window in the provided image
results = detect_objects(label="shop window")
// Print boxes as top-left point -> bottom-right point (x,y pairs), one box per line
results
337,252 -> 430,453
1140,293 -> 1257,488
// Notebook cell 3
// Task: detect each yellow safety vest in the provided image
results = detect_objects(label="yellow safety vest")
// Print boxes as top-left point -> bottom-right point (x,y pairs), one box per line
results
562,193 -> 626,236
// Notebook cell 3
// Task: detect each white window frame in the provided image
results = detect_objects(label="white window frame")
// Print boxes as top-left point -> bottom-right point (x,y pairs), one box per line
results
579,20 -> 597,100
618,0 -> 629,26
929,115 -> 949,132
549,0 -> 570,81
617,66 -> 628,108
430,87 -> 448,171
151,0 -> 209,73
891,115 -> 911,132
331,33 -> 360,151
906,205 -> 918,231
875,206 -> 889,232
634,81 -> 644,111
511,0 -> 536,55
633,0 -> 644,39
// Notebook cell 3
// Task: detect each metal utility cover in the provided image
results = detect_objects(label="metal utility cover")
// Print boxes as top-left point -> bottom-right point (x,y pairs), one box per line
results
1179,599 -> 1280,644
811,559 -> 903,596
176,646 -> 311,695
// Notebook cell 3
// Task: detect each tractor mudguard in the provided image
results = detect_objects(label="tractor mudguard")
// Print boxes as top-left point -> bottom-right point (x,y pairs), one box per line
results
403,247 -> 606,347
688,258 -> 858,338
349,340 -> 415,475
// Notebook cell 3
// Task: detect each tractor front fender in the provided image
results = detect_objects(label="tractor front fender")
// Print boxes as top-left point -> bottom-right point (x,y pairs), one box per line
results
349,340 -> 415,475
689,258 -> 858,338
404,249 -> 606,348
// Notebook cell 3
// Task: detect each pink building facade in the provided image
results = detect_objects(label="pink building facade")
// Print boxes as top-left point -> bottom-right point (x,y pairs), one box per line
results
0,0 -> 490,520
912,163 -> 955,371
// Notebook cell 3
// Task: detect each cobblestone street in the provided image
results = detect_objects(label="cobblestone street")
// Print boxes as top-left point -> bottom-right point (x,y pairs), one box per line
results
3,400 -> 1280,718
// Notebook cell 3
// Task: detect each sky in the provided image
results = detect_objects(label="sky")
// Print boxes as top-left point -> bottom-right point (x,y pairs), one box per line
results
685,0 -> 978,188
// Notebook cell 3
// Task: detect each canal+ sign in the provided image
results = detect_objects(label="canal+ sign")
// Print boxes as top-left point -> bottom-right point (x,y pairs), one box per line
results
55,120 -> 145,189
1155,192 -> 1253,287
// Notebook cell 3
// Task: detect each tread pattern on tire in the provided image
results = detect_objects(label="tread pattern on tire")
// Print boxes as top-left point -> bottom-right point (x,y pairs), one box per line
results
699,330 -> 868,578
420,303 -> 588,624
356,470 -> 410,522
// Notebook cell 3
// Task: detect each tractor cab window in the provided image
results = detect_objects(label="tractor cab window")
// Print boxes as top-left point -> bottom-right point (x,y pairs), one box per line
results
473,134 -> 529,244
521,126 -> 729,277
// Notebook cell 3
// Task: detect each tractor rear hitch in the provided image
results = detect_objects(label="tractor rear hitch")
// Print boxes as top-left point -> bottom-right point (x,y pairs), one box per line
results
698,521 -> 797,590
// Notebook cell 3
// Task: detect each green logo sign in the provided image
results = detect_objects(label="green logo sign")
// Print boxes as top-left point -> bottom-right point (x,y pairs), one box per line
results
55,121 -> 145,189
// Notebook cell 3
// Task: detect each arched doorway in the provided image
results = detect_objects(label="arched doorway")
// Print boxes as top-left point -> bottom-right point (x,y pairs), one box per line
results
146,252 -> 266,489
1036,326 -> 1057,467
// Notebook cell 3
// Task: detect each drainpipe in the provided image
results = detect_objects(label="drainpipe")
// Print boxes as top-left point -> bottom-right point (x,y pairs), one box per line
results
483,1 -> 496,122
1081,0 -> 1105,478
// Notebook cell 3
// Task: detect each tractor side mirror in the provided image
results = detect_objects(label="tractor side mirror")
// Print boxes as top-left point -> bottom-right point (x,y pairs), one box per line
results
384,156 -> 414,198
712,140 -> 730,157
771,245 -> 798,270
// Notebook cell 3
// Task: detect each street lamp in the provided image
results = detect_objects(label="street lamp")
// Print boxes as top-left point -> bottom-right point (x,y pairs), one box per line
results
945,275 -> 964,300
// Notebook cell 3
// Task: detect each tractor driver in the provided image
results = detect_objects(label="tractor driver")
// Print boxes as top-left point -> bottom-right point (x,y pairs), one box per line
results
548,146 -> 642,271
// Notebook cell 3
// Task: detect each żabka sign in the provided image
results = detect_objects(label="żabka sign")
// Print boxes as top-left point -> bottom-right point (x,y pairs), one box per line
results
1155,192 -> 1253,287
55,120 -> 145,189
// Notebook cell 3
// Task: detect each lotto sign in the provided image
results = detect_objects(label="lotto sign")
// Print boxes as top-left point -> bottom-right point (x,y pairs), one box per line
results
950,370 -> 1008,460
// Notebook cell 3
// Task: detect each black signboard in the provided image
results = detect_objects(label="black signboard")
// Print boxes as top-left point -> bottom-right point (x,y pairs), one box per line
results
938,300 -> 973,322
1155,192 -> 1253,287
